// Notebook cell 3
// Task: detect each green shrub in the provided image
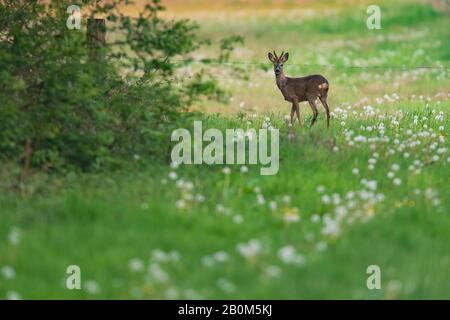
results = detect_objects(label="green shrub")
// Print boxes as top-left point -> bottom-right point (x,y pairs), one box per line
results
0,0 -> 230,175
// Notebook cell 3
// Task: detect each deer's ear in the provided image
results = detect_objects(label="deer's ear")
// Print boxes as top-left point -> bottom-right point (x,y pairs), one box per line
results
268,52 -> 276,62
282,52 -> 289,62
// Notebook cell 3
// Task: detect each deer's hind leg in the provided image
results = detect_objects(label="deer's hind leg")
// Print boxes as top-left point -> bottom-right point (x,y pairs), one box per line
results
307,98 -> 319,127
319,97 -> 330,128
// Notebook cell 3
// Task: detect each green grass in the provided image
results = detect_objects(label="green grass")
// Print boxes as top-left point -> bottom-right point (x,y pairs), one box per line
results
1,0 -> 450,299
1,102 -> 449,299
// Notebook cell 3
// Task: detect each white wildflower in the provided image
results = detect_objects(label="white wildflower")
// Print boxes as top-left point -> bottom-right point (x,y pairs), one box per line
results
233,215 -> 243,224
148,263 -> 169,283
282,195 -> 291,204
128,258 -> 144,272
269,201 -> 277,212
236,239 -> 262,259
316,185 -> 326,193
6,291 -> 21,300
264,265 -> 282,278
1,266 -> 16,280
256,194 -> 265,205
168,171 -> 177,180
278,245 -> 305,266
8,228 -> 21,246
84,280 -> 100,294
214,251 -> 229,263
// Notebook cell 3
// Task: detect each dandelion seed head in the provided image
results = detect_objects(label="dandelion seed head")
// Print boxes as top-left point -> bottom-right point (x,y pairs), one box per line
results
1,266 -> 16,280
6,291 -> 21,300
128,258 -> 144,272
84,280 -> 101,294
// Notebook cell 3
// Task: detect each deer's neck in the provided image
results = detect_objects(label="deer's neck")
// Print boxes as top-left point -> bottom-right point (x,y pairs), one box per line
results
276,73 -> 287,90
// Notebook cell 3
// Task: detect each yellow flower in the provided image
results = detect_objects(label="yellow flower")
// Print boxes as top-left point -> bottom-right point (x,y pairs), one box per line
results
366,206 -> 375,217
283,207 -> 300,223
283,207 -> 299,215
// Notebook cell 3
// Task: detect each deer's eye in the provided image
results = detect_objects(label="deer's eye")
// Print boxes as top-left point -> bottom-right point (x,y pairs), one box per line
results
280,64 -> 283,67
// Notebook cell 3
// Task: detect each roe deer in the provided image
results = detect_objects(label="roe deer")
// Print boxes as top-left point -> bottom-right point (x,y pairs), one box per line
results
268,51 -> 331,128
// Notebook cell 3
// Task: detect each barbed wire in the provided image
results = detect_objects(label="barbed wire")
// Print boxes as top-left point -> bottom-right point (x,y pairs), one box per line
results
141,58 -> 449,83
172,58 -> 450,70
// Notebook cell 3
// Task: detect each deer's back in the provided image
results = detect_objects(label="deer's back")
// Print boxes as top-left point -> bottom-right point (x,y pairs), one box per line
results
285,74 -> 329,102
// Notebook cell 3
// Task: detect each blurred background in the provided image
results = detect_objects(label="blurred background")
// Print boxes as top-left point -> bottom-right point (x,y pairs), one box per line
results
117,0 -> 450,114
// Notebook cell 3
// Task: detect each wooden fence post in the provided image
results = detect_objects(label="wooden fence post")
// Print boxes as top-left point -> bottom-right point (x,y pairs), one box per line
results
87,18 -> 106,62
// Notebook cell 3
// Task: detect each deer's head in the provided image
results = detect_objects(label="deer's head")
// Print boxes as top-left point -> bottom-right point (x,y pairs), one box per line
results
268,51 -> 289,76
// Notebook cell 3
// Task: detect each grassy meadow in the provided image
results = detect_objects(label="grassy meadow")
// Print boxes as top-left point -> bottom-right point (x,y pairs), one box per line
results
1,0 -> 449,299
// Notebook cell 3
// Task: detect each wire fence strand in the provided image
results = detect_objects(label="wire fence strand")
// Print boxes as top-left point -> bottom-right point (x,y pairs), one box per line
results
173,58 -> 450,70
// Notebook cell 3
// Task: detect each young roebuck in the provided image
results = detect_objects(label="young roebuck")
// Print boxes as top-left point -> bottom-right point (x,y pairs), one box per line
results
268,51 -> 331,128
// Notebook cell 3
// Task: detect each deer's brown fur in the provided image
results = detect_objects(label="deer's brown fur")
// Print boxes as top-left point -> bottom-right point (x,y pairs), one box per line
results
268,51 -> 331,128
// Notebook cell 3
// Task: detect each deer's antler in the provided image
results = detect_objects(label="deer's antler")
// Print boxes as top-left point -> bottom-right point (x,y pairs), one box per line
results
273,50 -> 278,60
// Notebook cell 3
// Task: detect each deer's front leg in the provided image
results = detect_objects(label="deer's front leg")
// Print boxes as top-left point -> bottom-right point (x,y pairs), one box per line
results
293,100 -> 302,128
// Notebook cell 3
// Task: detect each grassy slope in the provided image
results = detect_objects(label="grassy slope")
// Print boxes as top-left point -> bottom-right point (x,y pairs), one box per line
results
1,103 -> 449,299
1,0 -> 449,299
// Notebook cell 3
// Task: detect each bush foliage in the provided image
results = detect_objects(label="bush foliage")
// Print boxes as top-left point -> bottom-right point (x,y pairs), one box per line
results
0,0 -> 232,173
